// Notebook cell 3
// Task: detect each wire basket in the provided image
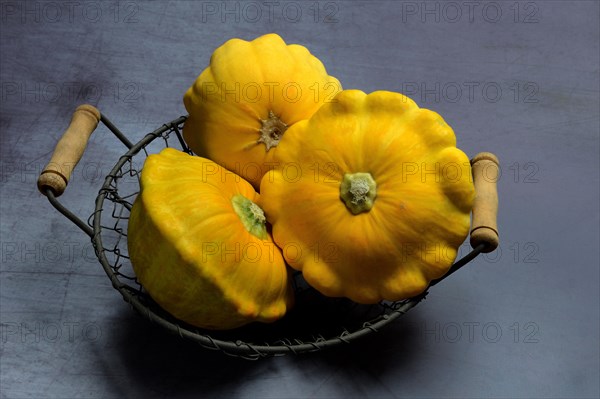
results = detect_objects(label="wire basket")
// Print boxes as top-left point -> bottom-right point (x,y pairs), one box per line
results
37,105 -> 499,359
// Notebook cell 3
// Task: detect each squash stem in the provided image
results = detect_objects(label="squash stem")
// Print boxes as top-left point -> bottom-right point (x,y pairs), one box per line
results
231,194 -> 268,239
257,110 -> 288,151
339,172 -> 377,215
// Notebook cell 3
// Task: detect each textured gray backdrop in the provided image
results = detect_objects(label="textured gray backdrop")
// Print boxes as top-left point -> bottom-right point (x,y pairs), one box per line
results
1,1 -> 599,398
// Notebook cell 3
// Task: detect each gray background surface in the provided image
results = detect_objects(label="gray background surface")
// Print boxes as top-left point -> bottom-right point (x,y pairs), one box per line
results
1,1 -> 599,398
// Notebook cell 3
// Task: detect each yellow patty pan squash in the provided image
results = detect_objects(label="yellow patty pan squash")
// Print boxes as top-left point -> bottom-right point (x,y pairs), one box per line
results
127,148 -> 294,330
183,33 -> 342,190
259,90 -> 475,304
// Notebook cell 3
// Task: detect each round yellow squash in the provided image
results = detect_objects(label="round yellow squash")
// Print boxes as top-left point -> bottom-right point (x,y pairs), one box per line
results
183,33 -> 342,189
127,148 -> 294,330
259,90 -> 475,304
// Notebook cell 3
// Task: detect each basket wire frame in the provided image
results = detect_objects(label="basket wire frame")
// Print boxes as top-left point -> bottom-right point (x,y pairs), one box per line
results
44,114 -> 485,359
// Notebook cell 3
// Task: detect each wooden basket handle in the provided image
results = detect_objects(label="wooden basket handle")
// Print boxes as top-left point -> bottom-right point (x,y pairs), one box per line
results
470,152 -> 500,252
37,104 -> 101,197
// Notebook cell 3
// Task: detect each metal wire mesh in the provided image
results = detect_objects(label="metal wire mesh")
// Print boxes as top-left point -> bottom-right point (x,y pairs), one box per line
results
75,116 -> 461,359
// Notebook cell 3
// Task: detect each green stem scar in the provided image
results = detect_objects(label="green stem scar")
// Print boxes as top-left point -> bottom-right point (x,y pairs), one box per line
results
340,173 -> 377,215
231,194 -> 268,239
258,110 -> 288,151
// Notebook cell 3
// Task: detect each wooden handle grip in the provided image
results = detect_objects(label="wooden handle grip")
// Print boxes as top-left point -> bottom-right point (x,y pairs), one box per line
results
470,152 -> 500,252
37,104 -> 101,197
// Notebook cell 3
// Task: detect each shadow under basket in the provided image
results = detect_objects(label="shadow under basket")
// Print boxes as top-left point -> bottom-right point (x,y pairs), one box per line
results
37,104 -> 500,359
